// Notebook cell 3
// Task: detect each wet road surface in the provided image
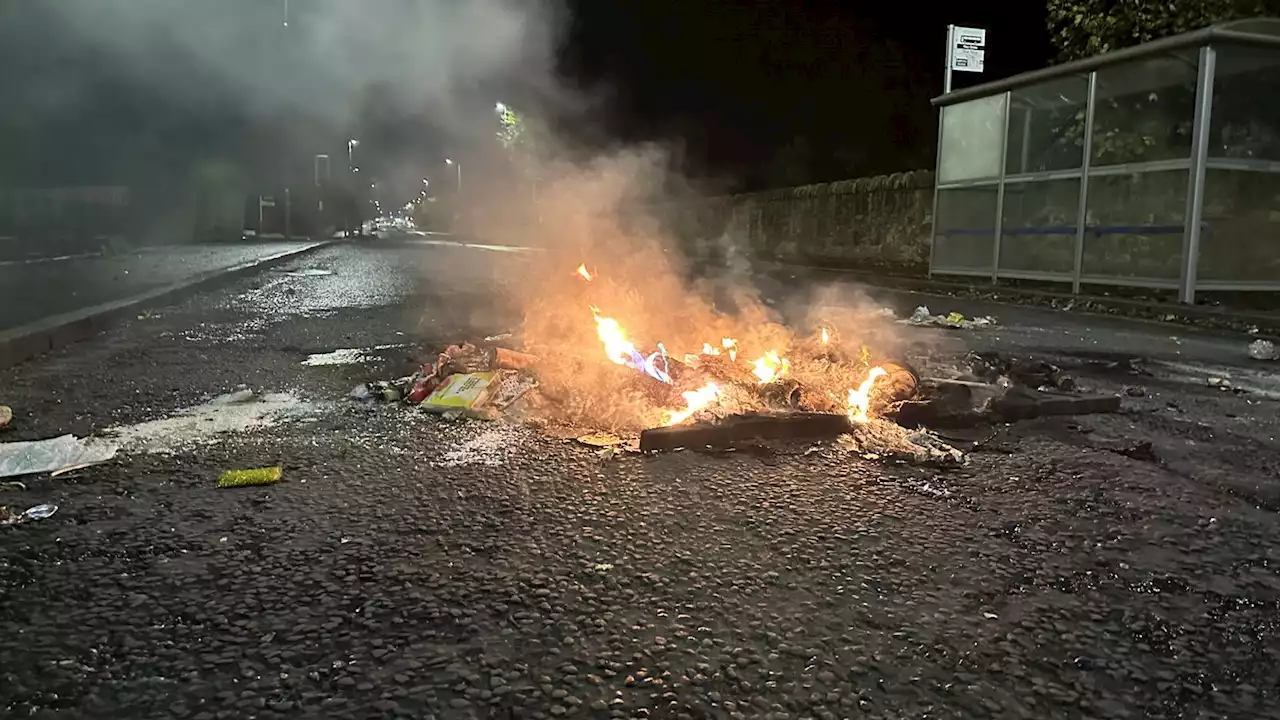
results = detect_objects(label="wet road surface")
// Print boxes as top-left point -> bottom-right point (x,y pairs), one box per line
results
1,239 -> 1279,719
0,241 -> 324,335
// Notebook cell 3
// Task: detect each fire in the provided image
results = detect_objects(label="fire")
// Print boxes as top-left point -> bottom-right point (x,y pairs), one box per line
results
576,264 -> 593,281
820,327 -> 830,344
848,366 -> 887,424
750,350 -> 789,384
589,307 -> 671,383
722,338 -> 738,360
591,307 -> 634,366
663,382 -> 721,425
701,342 -> 720,356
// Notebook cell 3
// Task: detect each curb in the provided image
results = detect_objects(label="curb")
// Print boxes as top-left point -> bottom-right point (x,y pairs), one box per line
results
0,241 -> 337,370
754,260 -> 1280,335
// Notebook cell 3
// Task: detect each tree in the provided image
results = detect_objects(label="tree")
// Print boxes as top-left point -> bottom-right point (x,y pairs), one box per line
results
1046,0 -> 1280,62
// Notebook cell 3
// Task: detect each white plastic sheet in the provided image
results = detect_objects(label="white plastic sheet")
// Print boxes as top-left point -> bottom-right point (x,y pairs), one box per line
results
0,435 -> 118,479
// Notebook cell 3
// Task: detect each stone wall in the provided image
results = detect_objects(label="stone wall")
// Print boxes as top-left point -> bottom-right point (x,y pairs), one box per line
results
665,170 -> 934,276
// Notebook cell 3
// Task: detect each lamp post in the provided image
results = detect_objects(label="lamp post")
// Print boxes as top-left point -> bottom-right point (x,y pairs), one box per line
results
444,158 -> 461,194
346,139 -> 360,236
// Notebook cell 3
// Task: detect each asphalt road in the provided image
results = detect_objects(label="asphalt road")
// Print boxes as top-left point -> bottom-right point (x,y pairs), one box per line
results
0,241 -> 323,335
2,238 -> 1279,719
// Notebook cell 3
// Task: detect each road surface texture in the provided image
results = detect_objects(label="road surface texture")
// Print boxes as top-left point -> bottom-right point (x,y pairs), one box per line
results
0,241 -> 325,335
2,239 -> 1279,719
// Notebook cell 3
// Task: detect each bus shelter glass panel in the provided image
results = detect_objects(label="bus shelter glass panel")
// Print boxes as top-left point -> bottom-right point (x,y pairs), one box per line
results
1210,44 -> 1280,161
938,94 -> 1008,183
1198,169 -> 1280,284
1091,52 -> 1200,167
1005,75 -> 1090,175
999,178 -> 1080,275
1082,170 -> 1188,282
933,184 -> 999,272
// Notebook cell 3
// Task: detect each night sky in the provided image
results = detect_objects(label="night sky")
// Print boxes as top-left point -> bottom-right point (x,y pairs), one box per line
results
561,1 -> 1051,188
0,1 -> 1053,193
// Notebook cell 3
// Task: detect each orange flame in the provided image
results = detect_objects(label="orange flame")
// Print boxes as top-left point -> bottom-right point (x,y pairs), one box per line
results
820,327 -> 830,344
701,342 -> 720,356
722,338 -> 738,361
749,350 -> 789,384
576,264 -> 593,281
848,366 -> 887,424
590,307 -> 635,366
663,382 -> 721,425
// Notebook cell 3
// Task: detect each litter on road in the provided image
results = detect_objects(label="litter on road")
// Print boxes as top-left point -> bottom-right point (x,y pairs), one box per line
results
0,434 -> 118,479
902,305 -> 998,330
0,502 -> 58,526
217,466 -> 283,488
1248,338 -> 1277,360
104,390 -> 317,454
302,344 -> 408,366
338,262 -> 1126,463
0,404 -> 10,430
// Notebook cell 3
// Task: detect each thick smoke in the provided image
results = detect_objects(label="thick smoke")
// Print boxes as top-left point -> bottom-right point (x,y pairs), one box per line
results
36,0 -> 905,429
40,0 -> 556,139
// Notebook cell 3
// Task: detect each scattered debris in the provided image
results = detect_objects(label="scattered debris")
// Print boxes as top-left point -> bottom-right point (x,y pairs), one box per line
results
303,344 -> 407,367
218,466 -> 283,488
903,306 -> 997,330
217,389 -> 257,404
0,405 -> 10,430
420,372 -> 500,416
0,435 -> 119,479
989,387 -> 1122,422
576,432 -> 628,447
485,371 -> 539,410
638,412 -> 852,452
837,421 -> 964,466
351,380 -> 404,402
1115,440 -> 1159,463
1208,377 -> 1233,391
1248,339 -> 1278,361
105,391 -> 316,454
303,348 -> 376,366
435,424 -> 529,467
0,503 -> 58,526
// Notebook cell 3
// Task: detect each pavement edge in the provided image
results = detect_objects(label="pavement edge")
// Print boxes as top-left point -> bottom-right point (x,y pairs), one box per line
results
0,241 -> 338,371
753,260 -> 1280,336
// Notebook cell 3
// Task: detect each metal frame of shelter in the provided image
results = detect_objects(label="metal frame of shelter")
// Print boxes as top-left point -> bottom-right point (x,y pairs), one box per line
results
929,19 -> 1280,303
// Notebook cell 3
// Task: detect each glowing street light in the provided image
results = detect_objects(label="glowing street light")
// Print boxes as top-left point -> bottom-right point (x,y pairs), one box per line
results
445,158 -> 461,194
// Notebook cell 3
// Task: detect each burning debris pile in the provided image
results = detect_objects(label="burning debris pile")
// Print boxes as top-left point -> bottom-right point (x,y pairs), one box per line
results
354,261 -> 1121,464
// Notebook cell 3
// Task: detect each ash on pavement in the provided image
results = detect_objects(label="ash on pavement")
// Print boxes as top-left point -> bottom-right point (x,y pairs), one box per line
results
1,241 -> 1279,719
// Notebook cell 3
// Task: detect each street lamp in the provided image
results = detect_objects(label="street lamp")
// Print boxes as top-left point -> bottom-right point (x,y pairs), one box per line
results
445,158 -> 461,194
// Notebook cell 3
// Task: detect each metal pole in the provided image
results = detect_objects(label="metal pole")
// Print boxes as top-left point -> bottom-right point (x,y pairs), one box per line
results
456,163 -> 462,194
1072,71 -> 1098,294
930,24 -> 955,278
284,188 -> 292,240
1180,45 -> 1216,304
943,25 -> 955,94
991,91 -> 1012,283
1019,109 -> 1032,174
